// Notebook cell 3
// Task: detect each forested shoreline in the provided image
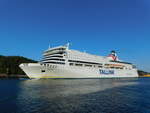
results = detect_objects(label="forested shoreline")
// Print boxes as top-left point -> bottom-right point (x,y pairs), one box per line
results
0,55 -> 37,78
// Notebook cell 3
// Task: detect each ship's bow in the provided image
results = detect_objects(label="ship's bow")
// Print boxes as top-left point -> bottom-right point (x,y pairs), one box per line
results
19,63 -> 42,78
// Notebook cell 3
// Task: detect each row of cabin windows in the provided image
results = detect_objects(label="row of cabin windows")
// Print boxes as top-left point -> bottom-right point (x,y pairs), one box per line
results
69,63 -> 132,70
104,64 -> 132,70
45,48 -> 66,54
42,58 -> 65,61
44,52 -> 65,56
68,60 -> 103,65
69,60 -> 134,70
69,63 -> 102,68
105,67 -> 123,69
42,62 -> 65,65
41,64 -> 57,68
44,55 -> 64,58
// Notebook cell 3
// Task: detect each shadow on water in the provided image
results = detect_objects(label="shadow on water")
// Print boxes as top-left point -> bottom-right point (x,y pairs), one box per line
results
0,78 -> 150,113
0,80 -> 21,113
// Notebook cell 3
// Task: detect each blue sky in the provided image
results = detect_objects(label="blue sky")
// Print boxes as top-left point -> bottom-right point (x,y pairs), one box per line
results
0,0 -> 150,71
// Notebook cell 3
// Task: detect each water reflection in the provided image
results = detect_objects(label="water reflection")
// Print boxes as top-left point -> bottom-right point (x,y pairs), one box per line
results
15,78 -> 145,113
19,78 -> 139,97
1,78 -> 150,113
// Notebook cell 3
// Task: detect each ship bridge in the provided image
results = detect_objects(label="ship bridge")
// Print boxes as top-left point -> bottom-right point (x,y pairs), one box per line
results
41,45 -> 68,65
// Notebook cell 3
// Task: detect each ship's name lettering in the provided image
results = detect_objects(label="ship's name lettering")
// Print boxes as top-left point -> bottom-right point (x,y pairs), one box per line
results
99,69 -> 114,75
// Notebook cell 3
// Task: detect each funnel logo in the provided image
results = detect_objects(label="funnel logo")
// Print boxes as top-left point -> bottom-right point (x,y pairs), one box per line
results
99,69 -> 114,75
107,50 -> 118,61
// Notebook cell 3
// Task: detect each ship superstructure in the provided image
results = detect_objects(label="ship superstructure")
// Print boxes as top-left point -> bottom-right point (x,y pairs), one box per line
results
19,44 -> 138,78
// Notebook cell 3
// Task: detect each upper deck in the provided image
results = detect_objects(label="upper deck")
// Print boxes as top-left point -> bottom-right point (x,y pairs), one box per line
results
43,45 -> 67,56
40,44 -> 136,70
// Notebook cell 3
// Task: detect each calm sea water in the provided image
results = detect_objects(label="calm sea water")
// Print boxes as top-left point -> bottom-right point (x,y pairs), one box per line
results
0,78 -> 150,113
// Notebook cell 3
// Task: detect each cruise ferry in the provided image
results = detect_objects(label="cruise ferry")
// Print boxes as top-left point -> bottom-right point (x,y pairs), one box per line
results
19,44 -> 138,78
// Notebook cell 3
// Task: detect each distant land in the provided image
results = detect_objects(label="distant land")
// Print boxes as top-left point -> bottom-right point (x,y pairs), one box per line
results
138,70 -> 150,77
0,55 -> 149,78
0,55 -> 37,78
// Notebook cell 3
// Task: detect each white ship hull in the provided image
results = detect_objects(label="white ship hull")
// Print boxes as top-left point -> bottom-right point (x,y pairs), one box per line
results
19,44 -> 139,78
20,63 -> 138,78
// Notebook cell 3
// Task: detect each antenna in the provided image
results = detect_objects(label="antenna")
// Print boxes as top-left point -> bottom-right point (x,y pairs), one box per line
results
66,42 -> 70,50
67,42 -> 70,47
83,50 -> 86,53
